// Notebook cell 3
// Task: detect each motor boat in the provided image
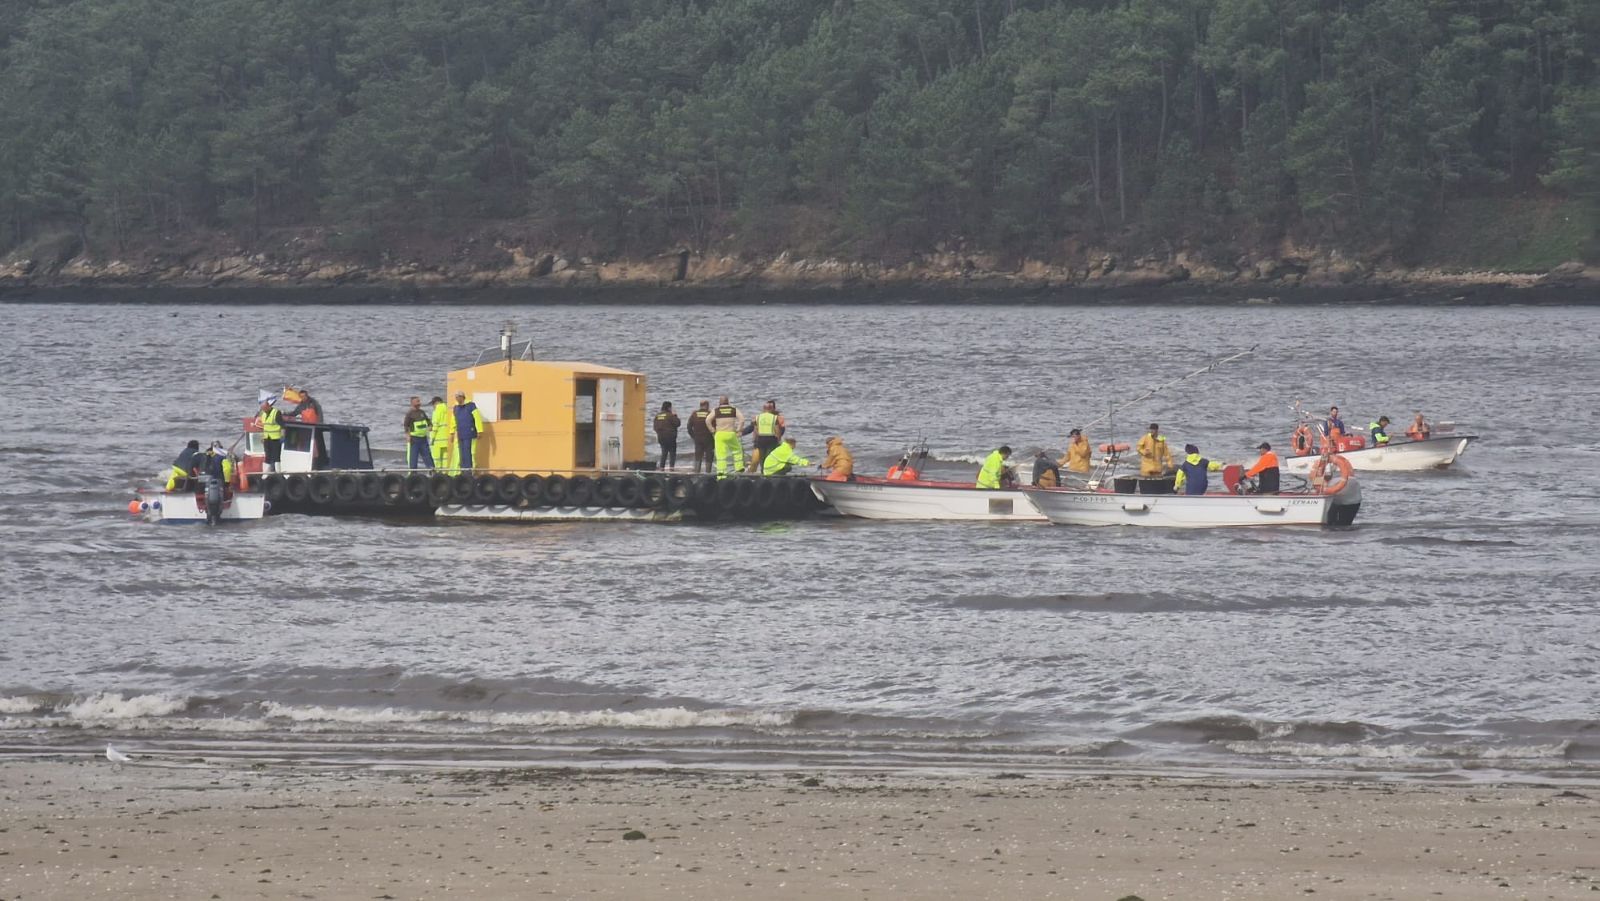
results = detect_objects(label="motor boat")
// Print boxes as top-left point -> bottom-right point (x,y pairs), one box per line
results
132,482 -> 267,524
1281,434 -> 1473,473
809,476 -> 1046,522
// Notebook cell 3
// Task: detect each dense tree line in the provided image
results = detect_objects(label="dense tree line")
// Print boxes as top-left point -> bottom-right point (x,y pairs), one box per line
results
1,0 -> 1596,261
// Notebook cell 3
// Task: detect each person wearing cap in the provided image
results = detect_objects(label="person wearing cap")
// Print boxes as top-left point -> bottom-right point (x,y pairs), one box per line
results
707,396 -> 744,477
1060,428 -> 1091,474
1172,443 -> 1222,495
1244,442 -> 1281,494
1369,415 -> 1392,446
688,400 -> 715,473
761,435 -> 810,476
1136,423 -> 1173,476
453,391 -> 484,471
255,399 -> 283,473
821,436 -> 854,481
976,445 -> 1014,489
653,401 -> 681,470
429,395 -> 456,474
167,439 -> 202,490
1032,450 -> 1061,488
403,396 -> 433,470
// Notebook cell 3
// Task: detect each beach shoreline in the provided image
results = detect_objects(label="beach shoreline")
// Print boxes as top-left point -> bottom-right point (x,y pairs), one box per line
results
4,757 -> 1597,899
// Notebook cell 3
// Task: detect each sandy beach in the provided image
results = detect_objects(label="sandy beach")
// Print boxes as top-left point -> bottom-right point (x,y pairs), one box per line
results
3,759 -> 1597,900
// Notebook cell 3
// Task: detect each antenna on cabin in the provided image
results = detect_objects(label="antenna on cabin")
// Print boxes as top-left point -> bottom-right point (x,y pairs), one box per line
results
501,323 -> 515,374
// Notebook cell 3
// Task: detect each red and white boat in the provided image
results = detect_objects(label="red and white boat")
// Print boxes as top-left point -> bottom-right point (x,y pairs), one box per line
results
809,476 -> 1046,522
132,482 -> 266,524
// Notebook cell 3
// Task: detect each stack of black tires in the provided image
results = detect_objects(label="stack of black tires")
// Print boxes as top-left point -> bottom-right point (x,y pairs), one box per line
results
257,471 -> 825,520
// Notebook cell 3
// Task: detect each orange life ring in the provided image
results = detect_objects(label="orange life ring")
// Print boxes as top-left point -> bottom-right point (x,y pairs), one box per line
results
1310,454 -> 1354,494
1097,442 -> 1131,453
1291,425 -> 1315,456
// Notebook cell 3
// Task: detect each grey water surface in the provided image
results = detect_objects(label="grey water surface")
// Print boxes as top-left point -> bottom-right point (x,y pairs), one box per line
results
1,298 -> 1597,779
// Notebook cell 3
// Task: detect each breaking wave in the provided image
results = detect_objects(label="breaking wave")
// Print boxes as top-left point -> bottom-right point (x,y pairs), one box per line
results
258,702 -> 794,730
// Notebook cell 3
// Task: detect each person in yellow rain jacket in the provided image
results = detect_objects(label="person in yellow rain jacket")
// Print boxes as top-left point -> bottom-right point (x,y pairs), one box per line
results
761,436 -> 810,475
1060,428 -> 1091,474
975,445 -> 1013,489
1136,423 -> 1173,476
429,396 -> 457,474
821,436 -> 854,481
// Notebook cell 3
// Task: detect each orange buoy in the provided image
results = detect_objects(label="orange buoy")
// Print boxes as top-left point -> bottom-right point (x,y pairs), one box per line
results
127,499 -> 144,514
1097,442 -> 1131,453
1310,454 -> 1354,494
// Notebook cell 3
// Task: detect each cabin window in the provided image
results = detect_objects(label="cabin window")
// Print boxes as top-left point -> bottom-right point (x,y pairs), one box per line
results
499,392 -> 522,421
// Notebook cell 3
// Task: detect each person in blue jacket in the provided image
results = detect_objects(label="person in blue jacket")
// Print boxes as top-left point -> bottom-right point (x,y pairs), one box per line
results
1173,443 -> 1222,496
453,391 -> 484,471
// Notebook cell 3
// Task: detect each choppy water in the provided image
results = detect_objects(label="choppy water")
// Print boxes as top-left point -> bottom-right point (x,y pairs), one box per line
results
2,297 -> 1598,780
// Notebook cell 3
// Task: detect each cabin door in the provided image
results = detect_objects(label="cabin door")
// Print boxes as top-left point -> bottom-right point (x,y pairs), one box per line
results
597,378 -> 624,470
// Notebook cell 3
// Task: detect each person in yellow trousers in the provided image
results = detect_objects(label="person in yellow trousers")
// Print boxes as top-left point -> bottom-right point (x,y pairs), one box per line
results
761,436 -> 810,475
975,445 -> 1014,489
429,395 -> 457,474
708,396 -> 744,477
1136,422 -> 1173,475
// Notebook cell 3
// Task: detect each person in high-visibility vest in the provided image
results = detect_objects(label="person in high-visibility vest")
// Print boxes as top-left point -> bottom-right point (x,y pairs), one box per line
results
454,391 -> 484,471
975,445 -> 1013,489
707,396 -> 744,477
403,396 -> 433,470
1369,416 -> 1392,446
429,395 -> 456,475
748,400 -> 786,472
255,399 -> 283,473
761,436 -> 809,476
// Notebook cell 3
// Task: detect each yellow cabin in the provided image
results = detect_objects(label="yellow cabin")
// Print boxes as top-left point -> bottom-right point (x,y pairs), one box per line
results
445,357 -> 648,474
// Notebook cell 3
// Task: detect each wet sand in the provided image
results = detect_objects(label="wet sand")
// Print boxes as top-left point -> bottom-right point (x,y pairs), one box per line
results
3,759 -> 1598,899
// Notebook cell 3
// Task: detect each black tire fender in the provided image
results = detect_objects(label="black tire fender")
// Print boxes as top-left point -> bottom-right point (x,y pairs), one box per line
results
519,474 -> 546,506
427,473 -> 454,506
473,474 -> 499,504
262,474 -> 286,503
308,474 -> 334,504
380,473 -> 407,503
495,474 -> 521,504
450,474 -> 476,504
613,477 -> 643,508
591,476 -> 618,507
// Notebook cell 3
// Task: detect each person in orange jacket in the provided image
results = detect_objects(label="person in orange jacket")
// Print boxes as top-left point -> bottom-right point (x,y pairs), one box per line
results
1244,442 -> 1281,494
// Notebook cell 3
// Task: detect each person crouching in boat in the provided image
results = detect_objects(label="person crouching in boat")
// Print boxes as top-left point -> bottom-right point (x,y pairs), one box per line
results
976,446 -> 1015,489
166,439 -> 202,490
1173,444 -> 1222,496
761,436 -> 809,476
1407,412 -> 1430,441
822,436 -> 854,481
1136,424 -> 1173,476
1244,442 -> 1280,495
1032,450 -> 1061,488
1369,416 -> 1392,446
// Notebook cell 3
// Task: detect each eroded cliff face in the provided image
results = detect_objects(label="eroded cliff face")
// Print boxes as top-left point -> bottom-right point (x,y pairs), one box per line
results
1,231 -> 1592,293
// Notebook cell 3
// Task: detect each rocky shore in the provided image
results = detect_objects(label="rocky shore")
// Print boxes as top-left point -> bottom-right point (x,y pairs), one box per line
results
2,233 -> 1596,301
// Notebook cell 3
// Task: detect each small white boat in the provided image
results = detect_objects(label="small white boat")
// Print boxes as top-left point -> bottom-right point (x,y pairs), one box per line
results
809,477 -> 1046,522
1025,478 -> 1360,528
134,485 -> 266,524
1282,435 -> 1474,474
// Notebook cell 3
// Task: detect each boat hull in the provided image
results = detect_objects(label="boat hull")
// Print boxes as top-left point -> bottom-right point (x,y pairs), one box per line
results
1283,436 -> 1473,473
436,503 -> 683,523
1025,481 -> 1361,528
141,490 -> 266,524
810,478 -> 1046,522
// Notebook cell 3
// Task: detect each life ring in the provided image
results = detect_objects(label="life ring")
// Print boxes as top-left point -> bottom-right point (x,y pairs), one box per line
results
1098,442 -> 1131,453
1310,454 -> 1354,494
1291,425 -> 1315,456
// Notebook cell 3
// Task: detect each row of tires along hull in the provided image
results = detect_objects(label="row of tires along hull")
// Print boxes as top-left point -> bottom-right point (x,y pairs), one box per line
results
258,470 -> 824,518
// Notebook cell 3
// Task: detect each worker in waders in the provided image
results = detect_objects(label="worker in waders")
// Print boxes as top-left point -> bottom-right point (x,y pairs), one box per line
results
453,392 -> 483,472
708,396 -> 744,477
403,396 -> 433,470
430,395 -> 456,474
255,399 -> 283,473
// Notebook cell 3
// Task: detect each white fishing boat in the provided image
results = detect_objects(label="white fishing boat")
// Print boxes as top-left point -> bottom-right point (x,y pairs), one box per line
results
1025,477 -> 1361,528
133,484 -> 266,524
1282,434 -> 1474,473
809,476 -> 1046,522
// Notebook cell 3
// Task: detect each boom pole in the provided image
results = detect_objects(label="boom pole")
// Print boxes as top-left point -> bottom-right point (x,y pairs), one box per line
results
1077,344 -> 1258,432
